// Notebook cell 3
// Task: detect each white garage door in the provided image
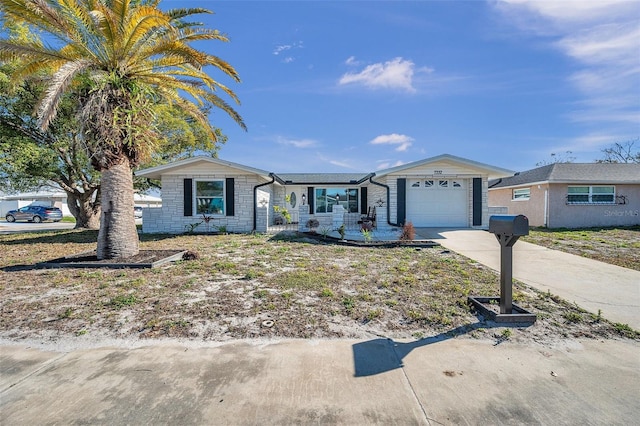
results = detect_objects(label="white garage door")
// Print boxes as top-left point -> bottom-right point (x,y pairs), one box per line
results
406,179 -> 468,227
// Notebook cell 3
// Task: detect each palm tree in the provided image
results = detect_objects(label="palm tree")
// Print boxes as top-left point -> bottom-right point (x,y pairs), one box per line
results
0,0 -> 245,259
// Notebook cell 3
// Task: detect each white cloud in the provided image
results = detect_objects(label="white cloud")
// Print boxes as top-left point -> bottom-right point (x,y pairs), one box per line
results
329,159 -> 354,169
499,0 -> 636,25
376,160 -> 406,170
273,41 -> 304,63
370,133 -> 414,152
276,136 -> 318,148
558,23 -> 640,66
495,0 -> 640,131
345,56 -> 360,66
339,57 -> 419,92
273,45 -> 290,55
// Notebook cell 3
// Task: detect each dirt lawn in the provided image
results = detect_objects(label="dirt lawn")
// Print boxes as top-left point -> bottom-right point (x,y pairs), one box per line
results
1,230 -> 637,349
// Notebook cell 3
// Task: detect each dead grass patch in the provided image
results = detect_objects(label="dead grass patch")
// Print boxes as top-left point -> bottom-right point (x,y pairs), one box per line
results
0,230 -> 637,345
523,226 -> 640,271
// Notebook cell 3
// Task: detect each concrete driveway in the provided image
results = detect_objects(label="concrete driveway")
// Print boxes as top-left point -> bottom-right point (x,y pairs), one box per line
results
417,228 -> 640,329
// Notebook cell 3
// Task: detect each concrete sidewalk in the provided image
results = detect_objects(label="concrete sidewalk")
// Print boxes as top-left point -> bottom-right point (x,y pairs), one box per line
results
417,228 -> 640,330
1,338 -> 638,425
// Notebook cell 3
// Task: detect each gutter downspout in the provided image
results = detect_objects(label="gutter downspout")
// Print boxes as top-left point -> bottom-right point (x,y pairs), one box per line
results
253,173 -> 276,231
369,175 -> 401,227
544,188 -> 549,228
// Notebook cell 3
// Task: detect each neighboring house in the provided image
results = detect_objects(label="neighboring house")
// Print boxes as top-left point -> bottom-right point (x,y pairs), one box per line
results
0,190 -> 71,217
135,154 -> 513,234
133,193 -> 163,208
488,163 -> 640,228
0,191 -> 161,218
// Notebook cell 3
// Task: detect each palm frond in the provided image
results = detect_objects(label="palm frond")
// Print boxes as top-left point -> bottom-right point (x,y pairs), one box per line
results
2,0 -> 245,168
38,59 -> 92,130
0,0 -> 70,36
166,8 -> 213,20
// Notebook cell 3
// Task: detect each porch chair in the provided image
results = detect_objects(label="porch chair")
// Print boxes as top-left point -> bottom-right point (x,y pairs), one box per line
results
358,206 -> 376,229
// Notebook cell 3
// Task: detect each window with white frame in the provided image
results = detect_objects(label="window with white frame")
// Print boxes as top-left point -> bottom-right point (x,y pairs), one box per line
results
567,186 -> 615,204
513,188 -> 530,200
196,180 -> 225,214
315,188 -> 359,213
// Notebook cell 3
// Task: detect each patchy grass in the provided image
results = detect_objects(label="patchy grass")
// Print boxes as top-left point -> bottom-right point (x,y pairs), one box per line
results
522,226 -> 640,271
0,230 -> 637,344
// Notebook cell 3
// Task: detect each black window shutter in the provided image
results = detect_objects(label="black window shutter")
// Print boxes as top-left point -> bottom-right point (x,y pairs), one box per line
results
472,178 -> 482,226
307,187 -> 314,213
397,178 -> 406,225
184,178 -> 193,216
226,178 -> 235,216
360,187 -> 368,214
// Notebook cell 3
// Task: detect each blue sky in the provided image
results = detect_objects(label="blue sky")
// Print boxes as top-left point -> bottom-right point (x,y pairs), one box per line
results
166,1 -> 640,173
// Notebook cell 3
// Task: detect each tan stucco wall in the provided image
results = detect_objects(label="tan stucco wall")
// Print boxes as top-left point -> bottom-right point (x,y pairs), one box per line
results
489,183 -> 640,228
548,183 -> 640,228
488,184 -> 549,226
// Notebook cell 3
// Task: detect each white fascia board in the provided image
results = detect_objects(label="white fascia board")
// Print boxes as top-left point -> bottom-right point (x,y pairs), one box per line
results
136,156 -> 273,180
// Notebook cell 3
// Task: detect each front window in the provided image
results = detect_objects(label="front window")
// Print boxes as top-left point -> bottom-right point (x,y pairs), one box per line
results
567,186 -> 614,204
196,180 -> 224,214
315,188 -> 359,213
513,188 -> 530,200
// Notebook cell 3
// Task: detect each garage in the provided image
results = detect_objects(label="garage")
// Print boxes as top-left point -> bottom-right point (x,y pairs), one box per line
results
406,178 -> 468,227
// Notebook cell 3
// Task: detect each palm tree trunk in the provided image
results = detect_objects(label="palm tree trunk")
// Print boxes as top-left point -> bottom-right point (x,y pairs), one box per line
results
97,159 -> 139,259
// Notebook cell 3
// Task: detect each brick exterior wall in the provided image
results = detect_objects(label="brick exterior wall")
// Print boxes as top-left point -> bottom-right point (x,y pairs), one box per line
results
142,174 -> 272,234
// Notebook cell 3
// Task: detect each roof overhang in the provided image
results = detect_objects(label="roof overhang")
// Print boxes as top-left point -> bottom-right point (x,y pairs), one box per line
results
135,156 -> 273,180
374,154 -> 513,180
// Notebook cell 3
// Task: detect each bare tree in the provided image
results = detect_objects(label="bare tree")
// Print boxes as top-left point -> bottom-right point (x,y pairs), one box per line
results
536,151 -> 576,166
597,139 -> 640,164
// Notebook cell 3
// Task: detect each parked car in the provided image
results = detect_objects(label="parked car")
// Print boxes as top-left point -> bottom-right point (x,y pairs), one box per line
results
134,206 -> 143,218
5,205 -> 63,223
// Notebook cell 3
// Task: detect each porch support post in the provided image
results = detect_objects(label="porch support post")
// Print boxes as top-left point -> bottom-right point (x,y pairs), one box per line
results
332,205 -> 345,230
376,206 -> 388,231
299,205 -> 310,232
255,190 -> 270,233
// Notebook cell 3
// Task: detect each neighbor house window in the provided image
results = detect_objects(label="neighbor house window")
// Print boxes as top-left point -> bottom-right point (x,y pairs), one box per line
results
567,186 -> 615,204
196,180 -> 224,214
513,188 -> 530,200
315,188 -> 359,213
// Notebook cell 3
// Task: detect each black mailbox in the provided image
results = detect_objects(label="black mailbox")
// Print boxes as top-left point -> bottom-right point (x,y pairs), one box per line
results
489,215 -> 529,237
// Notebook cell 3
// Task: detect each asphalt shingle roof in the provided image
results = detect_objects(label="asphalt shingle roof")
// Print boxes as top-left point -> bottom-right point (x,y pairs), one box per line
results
275,173 -> 373,185
489,163 -> 640,188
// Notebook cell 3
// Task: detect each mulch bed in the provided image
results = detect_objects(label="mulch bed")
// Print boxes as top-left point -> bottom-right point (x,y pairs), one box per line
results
39,249 -> 187,269
301,232 -> 440,248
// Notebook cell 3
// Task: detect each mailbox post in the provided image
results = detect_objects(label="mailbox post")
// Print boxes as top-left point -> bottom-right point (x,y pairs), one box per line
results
488,215 -> 529,314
